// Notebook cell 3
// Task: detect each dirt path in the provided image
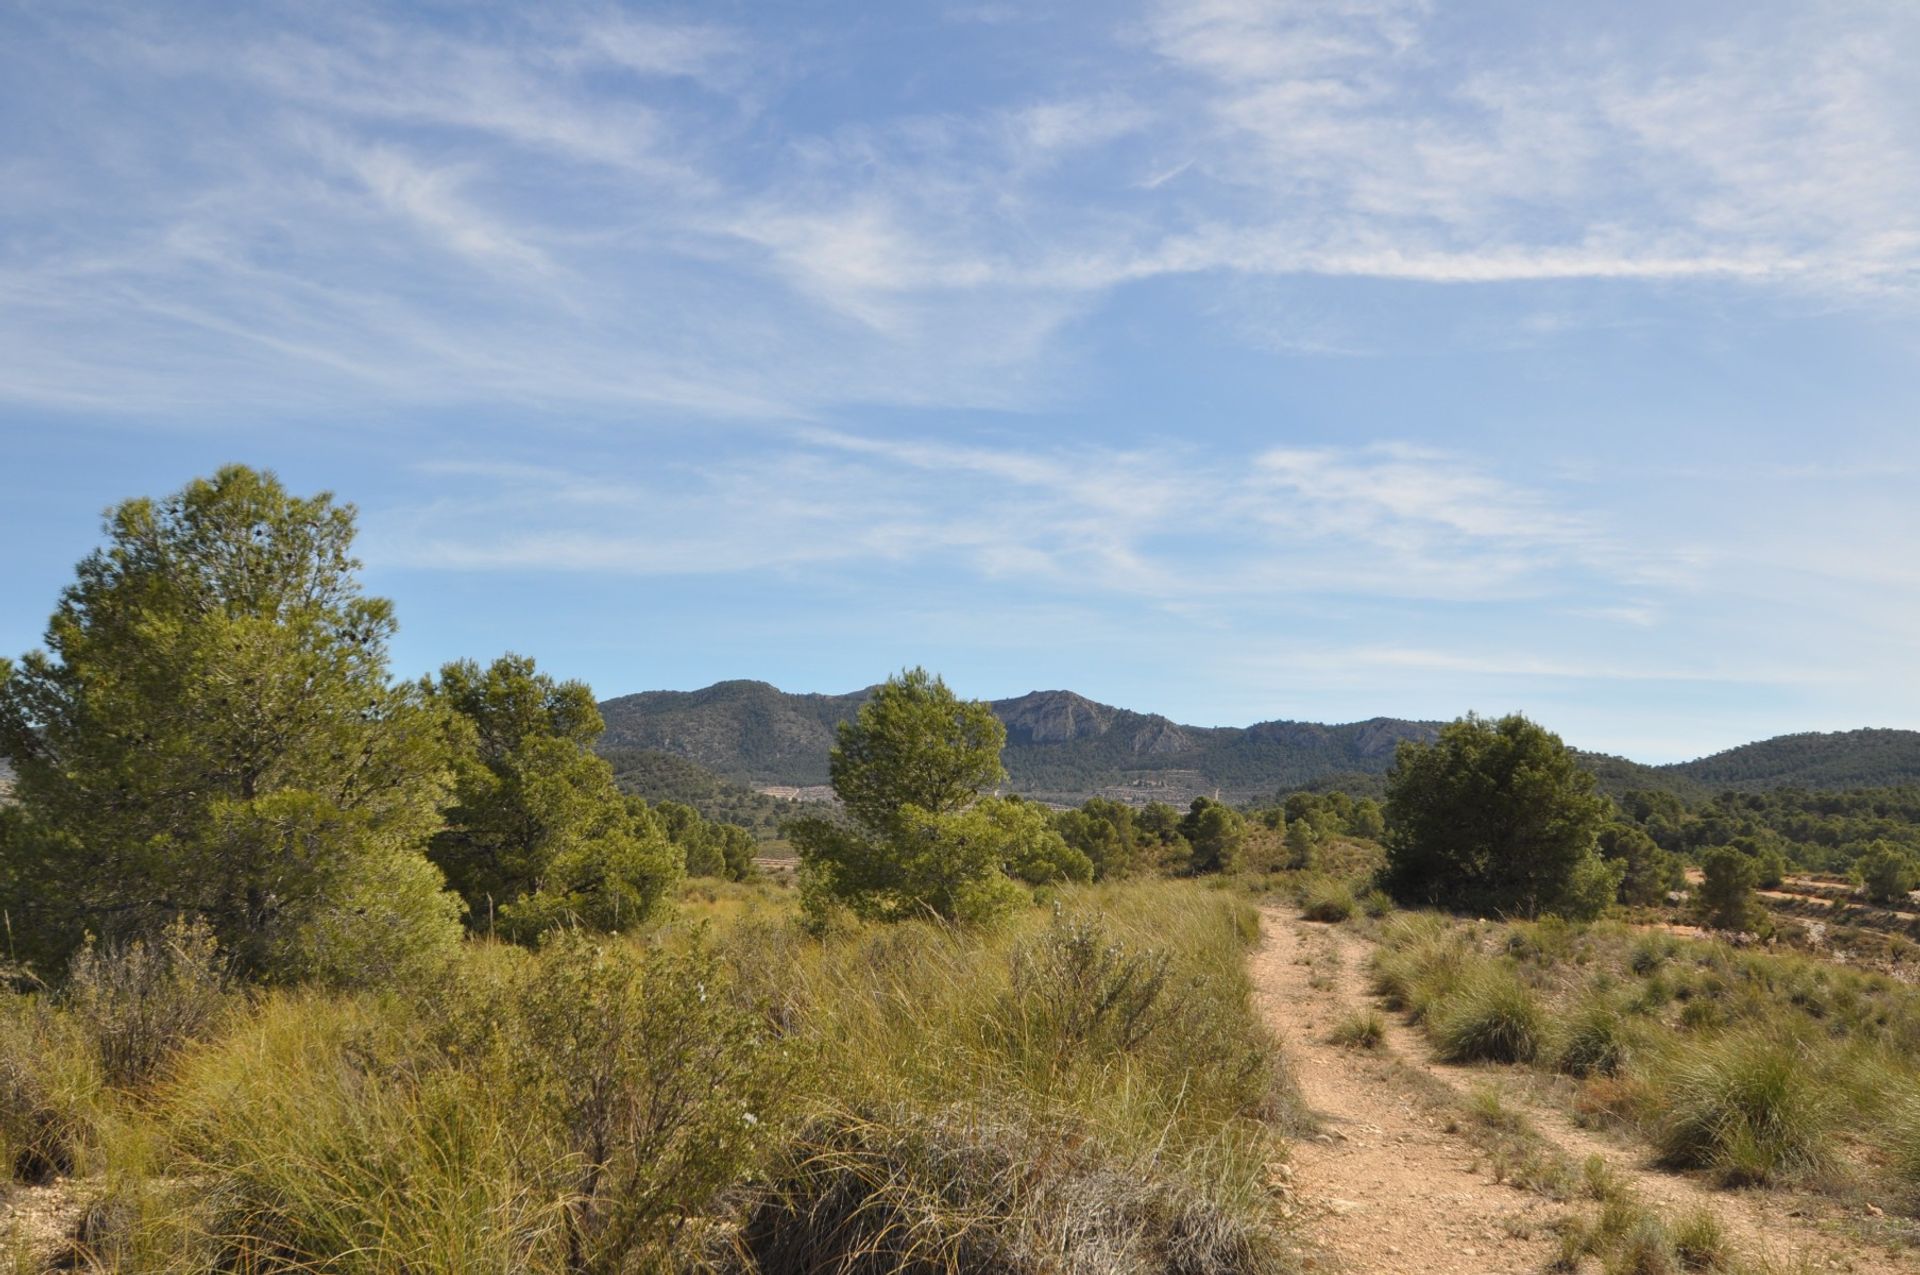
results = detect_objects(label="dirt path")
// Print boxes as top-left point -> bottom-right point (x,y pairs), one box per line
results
1253,908 -> 1562,1272
1252,905 -> 1915,1274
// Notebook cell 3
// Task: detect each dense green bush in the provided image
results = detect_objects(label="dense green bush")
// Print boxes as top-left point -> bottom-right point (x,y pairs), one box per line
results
1383,714 -> 1614,918
1853,840 -> 1918,905
791,670 -> 1086,926
1694,847 -> 1767,934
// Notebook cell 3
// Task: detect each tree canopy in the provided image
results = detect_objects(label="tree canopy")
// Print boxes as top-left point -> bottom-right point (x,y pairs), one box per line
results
430,654 -> 681,940
0,466 -> 459,983
1383,713 -> 1615,919
790,668 -> 1086,924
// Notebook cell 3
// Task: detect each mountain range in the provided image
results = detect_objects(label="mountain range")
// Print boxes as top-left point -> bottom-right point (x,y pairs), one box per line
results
597,680 -> 1920,808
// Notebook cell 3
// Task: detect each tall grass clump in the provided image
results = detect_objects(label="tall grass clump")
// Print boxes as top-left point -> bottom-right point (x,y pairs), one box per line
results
1299,878 -> 1355,923
1329,1008 -> 1385,1051
1556,992 -> 1635,1078
0,999 -> 106,1184
723,881 -> 1303,1273
1430,963 -> 1545,1064
729,1103 -> 1287,1275
1655,1032 -> 1836,1185
1368,914 -> 1467,1020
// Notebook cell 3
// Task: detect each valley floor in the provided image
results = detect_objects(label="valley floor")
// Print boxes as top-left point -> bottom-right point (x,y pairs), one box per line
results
1251,904 -> 1916,1274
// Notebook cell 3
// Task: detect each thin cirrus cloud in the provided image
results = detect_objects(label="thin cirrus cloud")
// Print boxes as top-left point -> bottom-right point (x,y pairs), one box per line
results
2,1 -> 1917,420
377,436 -> 1638,610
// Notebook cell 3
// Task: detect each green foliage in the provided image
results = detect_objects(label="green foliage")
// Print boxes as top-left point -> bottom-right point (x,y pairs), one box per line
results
1053,797 -> 1141,880
1429,964 -> 1546,1064
1283,818 -> 1317,869
796,797 -> 1083,926
1348,797 -> 1386,840
1179,796 -> 1246,874
600,747 -> 791,841
0,465 -> 461,983
1656,1033 -> 1835,1184
1383,713 -> 1613,918
1695,847 -> 1767,934
650,798 -> 757,880
432,655 -> 682,940
828,666 -> 1005,828
794,670 -> 1083,925
1852,839 -> 1918,905
1614,783 -> 1920,880
1133,801 -> 1192,869
1597,822 -> 1684,907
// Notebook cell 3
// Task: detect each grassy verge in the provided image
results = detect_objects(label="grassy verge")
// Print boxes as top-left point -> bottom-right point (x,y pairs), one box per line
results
0,880 -> 1302,1273
1366,907 -> 1920,1235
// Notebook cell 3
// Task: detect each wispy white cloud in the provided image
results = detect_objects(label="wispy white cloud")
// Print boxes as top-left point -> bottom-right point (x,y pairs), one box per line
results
3,0 -> 1917,419
373,430 -> 1641,613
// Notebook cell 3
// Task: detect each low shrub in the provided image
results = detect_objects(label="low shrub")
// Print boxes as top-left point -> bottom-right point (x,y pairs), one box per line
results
1300,879 -> 1355,923
63,916 -> 231,1088
1656,1032 -> 1836,1185
1329,1008 -> 1385,1051
1669,1207 -> 1731,1271
1431,964 -> 1545,1064
1556,993 -> 1633,1077
147,933 -> 790,1273
1001,919 -> 1172,1077
726,1103 -> 1293,1275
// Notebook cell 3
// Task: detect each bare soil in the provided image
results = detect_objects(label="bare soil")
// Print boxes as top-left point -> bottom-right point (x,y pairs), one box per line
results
1251,904 -> 1917,1274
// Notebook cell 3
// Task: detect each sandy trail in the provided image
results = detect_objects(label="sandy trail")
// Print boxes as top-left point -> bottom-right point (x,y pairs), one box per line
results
1252,905 -> 1915,1274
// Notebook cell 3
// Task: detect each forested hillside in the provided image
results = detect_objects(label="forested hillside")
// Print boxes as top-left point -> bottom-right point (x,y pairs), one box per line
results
598,683 -> 1438,804
600,681 -> 1920,808
601,747 -> 794,841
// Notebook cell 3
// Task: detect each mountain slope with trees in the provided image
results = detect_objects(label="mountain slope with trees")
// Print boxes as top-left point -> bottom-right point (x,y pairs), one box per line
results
598,682 -> 1920,806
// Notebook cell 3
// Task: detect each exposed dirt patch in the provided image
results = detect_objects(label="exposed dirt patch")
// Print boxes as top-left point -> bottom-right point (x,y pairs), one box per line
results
1252,906 -> 1918,1274
0,1179 -> 85,1268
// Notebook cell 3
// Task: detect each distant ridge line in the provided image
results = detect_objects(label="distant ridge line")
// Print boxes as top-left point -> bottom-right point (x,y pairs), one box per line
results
595,681 -> 1920,807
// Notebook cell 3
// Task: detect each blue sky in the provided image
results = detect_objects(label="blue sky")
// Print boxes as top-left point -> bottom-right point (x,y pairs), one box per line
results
4,1 -> 1919,763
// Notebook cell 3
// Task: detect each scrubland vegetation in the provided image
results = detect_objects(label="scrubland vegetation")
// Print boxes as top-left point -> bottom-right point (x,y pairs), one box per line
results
1363,907 -> 1920,1202
0,469 -> 1301,1272
0,879 -> 1296,1272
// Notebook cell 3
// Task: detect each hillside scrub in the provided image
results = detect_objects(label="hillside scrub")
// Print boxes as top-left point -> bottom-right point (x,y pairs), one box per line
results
1369,910 -> 1920,1207
3,880 -> 1300,1273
